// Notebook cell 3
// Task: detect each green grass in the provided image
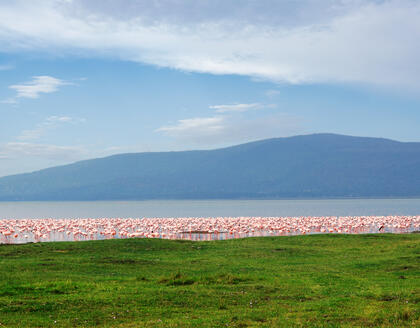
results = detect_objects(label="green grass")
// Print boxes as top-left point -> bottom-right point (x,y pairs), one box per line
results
0,234 -> 419,327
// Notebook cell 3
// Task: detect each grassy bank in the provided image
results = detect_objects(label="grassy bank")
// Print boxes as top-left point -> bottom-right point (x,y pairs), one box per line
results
0,234 -> 419,327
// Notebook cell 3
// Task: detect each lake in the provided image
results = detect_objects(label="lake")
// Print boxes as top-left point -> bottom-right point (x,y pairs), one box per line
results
1,199 -> 420,219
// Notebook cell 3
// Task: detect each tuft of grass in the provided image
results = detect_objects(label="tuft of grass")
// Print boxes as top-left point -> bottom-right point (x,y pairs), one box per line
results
0,233 -> 419,327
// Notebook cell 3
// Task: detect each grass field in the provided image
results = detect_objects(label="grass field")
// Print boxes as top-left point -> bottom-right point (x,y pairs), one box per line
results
0,234 -> 419,327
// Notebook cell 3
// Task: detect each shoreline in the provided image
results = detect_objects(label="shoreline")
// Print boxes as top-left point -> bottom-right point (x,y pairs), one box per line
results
2,215 -> 419,244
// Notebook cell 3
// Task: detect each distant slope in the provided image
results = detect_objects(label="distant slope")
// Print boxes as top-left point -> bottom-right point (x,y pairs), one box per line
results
0,133 -> 420,200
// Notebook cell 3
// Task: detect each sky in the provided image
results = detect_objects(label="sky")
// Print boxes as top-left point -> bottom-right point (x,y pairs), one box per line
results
0,0 -> 420,177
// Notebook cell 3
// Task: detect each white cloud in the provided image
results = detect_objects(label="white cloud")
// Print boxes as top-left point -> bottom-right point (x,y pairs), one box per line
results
210,103 -> 265,113
17,129 -> 44,142
157,113 -> 302,146
158,99 -> 296,145
17,115 -> 85,141
9,76 -> 67,100
0,142 -> 86,161
46,115 -> 75,123
157,116 -> 225,137
0,1 -> 419,90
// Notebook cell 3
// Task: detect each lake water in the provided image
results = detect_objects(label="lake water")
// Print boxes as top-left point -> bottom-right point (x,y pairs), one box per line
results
1,199 -> 420,219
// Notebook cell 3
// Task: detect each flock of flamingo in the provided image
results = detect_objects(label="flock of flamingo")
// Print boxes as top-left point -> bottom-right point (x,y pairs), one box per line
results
0,215 -> 419,244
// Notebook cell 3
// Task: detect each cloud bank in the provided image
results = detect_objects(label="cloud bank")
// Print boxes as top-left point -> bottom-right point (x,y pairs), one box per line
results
0,0 -> 419,90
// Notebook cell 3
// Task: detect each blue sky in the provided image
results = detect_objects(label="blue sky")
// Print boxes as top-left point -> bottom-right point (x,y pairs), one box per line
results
1,0 -> 420,176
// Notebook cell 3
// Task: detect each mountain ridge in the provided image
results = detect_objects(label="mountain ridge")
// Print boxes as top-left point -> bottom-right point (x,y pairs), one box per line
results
1,133 -> 419,200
